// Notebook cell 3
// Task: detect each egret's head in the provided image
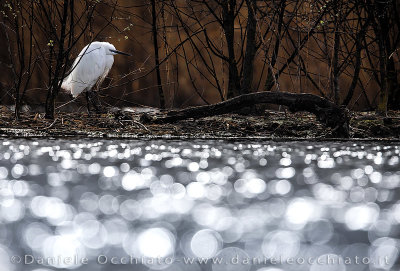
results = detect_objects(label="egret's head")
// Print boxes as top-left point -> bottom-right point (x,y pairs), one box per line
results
106,43 -> 131,56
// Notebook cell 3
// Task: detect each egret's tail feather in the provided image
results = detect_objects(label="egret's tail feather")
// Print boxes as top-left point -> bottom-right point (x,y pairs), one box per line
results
61,77 -> 78,97
62,77 -> 87,98
61,77 -> 72,92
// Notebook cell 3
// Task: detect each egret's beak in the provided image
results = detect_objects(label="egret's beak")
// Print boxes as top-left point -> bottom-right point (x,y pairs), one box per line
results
110,49 -> 131,56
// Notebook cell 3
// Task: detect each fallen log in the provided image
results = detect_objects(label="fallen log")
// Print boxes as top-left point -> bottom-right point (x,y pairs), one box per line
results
147,91 -> 350,138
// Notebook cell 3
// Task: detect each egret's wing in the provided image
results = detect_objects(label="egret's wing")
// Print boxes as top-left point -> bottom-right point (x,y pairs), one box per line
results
62,43 -> 106,97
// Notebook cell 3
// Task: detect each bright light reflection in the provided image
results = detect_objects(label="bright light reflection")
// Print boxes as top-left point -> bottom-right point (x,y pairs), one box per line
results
137,228 -> 175,258
190,229 -> 222,258
285,198 -> 317,226
262,230 -> 300,260
42,235 -> 85,269
344,204 -> 379,230
0,140 -> 399,271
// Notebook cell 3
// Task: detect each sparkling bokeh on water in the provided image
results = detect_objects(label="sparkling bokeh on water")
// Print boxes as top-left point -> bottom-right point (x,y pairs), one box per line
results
0,139 -> 399,271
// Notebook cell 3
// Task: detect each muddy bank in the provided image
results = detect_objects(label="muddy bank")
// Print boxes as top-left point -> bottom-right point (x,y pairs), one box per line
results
0,106 -> 399,140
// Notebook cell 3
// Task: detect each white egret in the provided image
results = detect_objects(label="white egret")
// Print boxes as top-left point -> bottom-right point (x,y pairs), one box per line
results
61,41 -> 131,113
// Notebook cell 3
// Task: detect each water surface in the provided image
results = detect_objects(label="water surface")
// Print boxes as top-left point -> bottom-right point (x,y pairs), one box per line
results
0,140 -> 399,271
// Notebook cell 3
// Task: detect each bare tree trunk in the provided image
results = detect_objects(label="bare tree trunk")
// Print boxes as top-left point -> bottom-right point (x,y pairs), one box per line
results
343,14 -> 369,107
11,10 -> 24,120
240,0 -> 257,94
45,0 -> 69,119
264,0 -> 286,91
332,9 -> 340,105
374,1 -> 390,115
223,0 -> 241,98
151,0 -> 165,109
387,57 -> 400,109
387,0 -> 400,109
3,0 -> 38,120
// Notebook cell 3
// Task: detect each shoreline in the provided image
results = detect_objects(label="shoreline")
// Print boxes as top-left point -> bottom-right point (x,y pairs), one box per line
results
1,107 -> 399,142
1,129 -> 400,142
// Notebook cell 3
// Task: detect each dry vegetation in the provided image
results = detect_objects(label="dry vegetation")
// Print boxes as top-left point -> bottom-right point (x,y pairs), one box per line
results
0,106 -> 399,140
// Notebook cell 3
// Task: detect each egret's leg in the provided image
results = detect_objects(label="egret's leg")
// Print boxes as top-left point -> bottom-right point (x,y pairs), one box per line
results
85,90 -> 92,115
88,90 -> 103,113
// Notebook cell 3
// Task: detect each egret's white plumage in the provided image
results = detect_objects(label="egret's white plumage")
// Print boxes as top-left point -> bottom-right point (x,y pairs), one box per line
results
61,41 -> 128,98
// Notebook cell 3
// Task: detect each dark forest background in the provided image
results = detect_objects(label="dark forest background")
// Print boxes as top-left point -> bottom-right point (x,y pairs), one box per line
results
0,0 -> 399,119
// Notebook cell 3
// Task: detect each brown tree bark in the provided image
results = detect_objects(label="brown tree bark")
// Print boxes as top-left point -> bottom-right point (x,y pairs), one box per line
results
151,0 -> 165,109
222,0 -> 241,98
240,0 -> 257,94
45,0 -> 70,119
